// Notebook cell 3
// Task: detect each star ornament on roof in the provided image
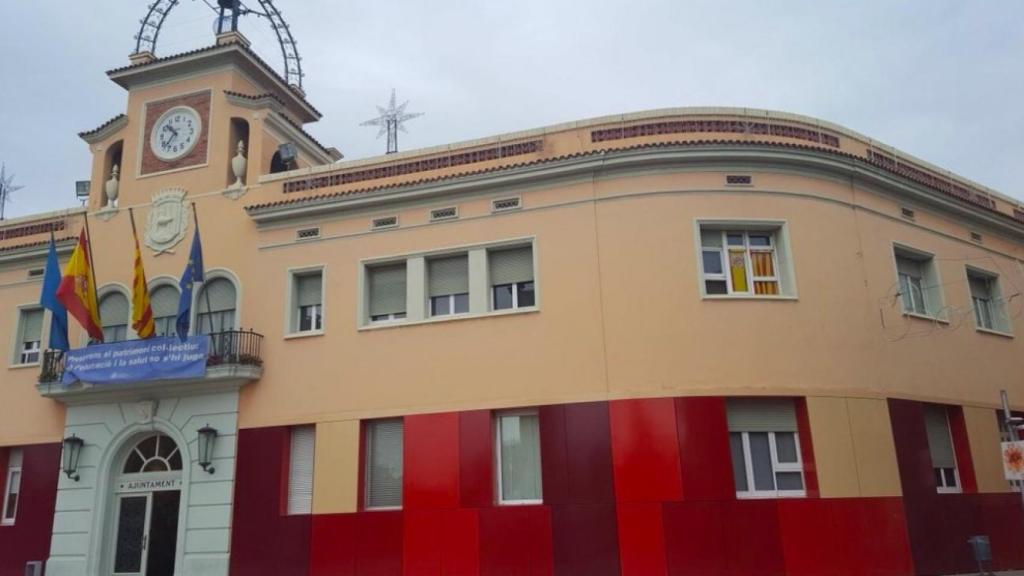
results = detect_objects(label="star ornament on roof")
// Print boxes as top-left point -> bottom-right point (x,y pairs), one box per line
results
360,89 -> 424,155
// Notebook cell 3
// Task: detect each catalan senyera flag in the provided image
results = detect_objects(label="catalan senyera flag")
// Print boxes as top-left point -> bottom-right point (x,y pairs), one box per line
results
56,229 -> 104,342
131,225 -> 156,339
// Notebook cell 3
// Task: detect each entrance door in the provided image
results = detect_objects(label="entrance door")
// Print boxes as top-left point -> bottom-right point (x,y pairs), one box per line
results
111,491 -> 180,576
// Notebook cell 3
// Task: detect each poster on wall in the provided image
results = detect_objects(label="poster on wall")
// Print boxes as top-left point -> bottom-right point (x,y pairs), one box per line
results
1002,441 -> 1024,481
62,337 -> 208,385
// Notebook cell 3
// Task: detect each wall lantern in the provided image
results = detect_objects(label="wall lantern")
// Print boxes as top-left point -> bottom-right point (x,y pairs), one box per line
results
197,425 -> 218,474
62,435 -> 84,481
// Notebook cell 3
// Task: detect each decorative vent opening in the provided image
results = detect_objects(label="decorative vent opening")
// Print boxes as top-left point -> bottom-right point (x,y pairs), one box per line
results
372,216 -> 399,230
430,206 -> 459,222
901,207 -> 915,220
491,197 -> 522,213
726,175 -> 752,185
296,227 -> 321,241
27,268 -> 44,279
970,231 -> 983,243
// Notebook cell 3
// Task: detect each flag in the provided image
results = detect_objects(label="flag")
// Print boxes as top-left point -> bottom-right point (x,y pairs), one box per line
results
39,233 -> 69,351
56,229 -> 103,342
176,227 -> 204,340
130,222 -> 155,339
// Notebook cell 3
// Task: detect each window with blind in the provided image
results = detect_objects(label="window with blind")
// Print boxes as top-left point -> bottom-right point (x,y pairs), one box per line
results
196,278 -> 237,335
726,398 -> 805,498
291,270 -> 324,333
368,263 -> 407,323
495,410 -> 542,504
967,269 -> 1008,333
700,228 -> 783,296
2,448 -> 22,525
489,245 -> 535,310
429,254 -> 469,316
99,291 -> 130,342
287,426 -> 315,515
364,419 -> 403,509
894,246 -> 943,319
15,308 -> 43,364
150,285 -> 179,338
924,405 -> 960,493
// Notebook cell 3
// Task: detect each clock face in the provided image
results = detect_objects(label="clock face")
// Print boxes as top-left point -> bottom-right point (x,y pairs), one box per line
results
150,106 -> 202,161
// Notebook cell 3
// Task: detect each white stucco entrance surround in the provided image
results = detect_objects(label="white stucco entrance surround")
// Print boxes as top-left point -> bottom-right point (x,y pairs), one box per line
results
44,390 -> 239,576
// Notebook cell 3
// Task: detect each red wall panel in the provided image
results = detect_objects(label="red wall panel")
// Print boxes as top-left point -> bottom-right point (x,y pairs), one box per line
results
539,405 -> 570,505
403,510 -> 441,575
540,402 -> 616,506
459,411 -> 493,508
550,504 -> 620,576
0,443 -> 60,576
356,511 -> 404,576
230,427 -> 312,576
479,506 -> 553,576
310,514 -> 356,576
404,413 -> 460,510
440,508 -> 480,576
947,406 -> 977,494
723,500 -> 785,576
609,399 -> 683,503
777,499 -> 840,576
674,397 -> 733,501
794,399 -> 819,498
663,501 -> 727,576
617,502 -> 667,576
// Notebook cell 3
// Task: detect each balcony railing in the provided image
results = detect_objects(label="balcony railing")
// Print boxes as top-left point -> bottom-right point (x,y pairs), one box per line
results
38,330 -> 264,384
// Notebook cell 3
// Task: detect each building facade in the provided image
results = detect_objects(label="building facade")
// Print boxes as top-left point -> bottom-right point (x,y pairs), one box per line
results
1,33 -> 1024,576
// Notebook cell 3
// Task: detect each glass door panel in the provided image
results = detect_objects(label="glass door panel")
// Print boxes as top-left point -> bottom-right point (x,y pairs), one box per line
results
113,494 -> 150,575
146,490 -> 180,576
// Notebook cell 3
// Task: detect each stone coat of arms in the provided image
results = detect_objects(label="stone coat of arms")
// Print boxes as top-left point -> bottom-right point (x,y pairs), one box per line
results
145,188 -> 191,255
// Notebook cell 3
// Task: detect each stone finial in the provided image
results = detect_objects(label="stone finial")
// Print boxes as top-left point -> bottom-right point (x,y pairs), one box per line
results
104,164 -> 120,207
231,140 -> 247,189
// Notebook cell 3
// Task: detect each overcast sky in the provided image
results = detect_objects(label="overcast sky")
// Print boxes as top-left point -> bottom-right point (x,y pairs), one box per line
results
0,0 -> 1021,219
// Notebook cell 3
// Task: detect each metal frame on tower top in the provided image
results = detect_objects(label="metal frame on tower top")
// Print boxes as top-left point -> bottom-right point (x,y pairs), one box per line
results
133,0 -> 304,89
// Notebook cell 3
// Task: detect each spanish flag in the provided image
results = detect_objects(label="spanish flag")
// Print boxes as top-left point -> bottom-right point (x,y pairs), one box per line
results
130,214 -> 155,339
56,229 -> 104,342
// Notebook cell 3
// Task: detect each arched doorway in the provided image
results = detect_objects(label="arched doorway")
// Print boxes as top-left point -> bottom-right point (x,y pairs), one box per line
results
109,433 -> 182,576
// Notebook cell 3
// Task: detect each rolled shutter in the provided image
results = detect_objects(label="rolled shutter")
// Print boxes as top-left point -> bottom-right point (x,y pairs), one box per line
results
8,448 -> 22,468
366,419 -> 404,508
287,425 -> 315,515
150,286 -> 178,318
296,273 -> 323,307
489,246 -> 534,285
924,405 -> 956,469
726,398 -> 798,432
201,278 -> 236,313
968,276 -> 991,300
100,292 -> 129,327
20,309 -> 43,344
369,264 -> 407,316
896,256 -> 923,278
428,255 -> 469,297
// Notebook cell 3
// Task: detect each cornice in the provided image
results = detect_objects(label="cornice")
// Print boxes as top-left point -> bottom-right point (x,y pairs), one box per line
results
0,237 -> 76,265
79,114 -> 129,144
264,111 -> 339,165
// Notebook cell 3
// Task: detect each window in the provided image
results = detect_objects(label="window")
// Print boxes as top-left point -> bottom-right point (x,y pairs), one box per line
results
291,270 -> 324,333
700,228 -> 782,296
364,419 -> 403,509
150,285 -> 179,338
368,263 -> 407,323
429,255 -> 469,317
924,405 -> 960,493
894,247 -> 943,318
968,269 -> 1008,333
99,291 -> 129,342
196,278 -> 237,334
727,399 -> 805,498
287,426 -> 315,515
489,246 -> 535,311
495,410 -> 542,504
2,448 -> 22,525
14,308 -> 43,364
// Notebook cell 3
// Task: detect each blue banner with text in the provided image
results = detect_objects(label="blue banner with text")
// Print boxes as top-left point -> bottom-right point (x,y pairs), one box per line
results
62,337 -> 208,385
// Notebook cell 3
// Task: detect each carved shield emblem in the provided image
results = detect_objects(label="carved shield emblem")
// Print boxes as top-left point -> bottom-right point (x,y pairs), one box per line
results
145,188 -> 190,255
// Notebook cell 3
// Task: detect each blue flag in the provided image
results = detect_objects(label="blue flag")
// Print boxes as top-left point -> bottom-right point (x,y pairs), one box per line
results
40,233 -> 69,351
176,227 -> 205,340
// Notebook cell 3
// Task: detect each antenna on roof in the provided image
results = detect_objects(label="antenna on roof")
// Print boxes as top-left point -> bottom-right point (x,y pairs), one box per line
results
0,164 -> 25,221
360,89 -> 424,155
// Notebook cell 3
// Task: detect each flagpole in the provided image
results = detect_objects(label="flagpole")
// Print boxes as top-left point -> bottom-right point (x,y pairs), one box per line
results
192,202 -> 216,335
82,211 -> 101,337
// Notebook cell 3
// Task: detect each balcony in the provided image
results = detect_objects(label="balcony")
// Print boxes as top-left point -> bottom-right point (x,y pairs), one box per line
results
37,330 -> 264,402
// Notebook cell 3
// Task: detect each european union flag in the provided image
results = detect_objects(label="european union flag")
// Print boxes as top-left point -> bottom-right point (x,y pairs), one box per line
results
176,227 -> 205,340
39,233 -> 69,351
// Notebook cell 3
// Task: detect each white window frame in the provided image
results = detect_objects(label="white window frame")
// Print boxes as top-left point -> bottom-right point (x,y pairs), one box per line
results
928,408 -> 962,495
733,431 -> 806,499
285,266 -> 326,337
430,293 -> 469,317
11,305 -> 45,367
363,419 -> 404,511
495,409 -> 543,506
369,312 -> 407,323
696,220 -> 795,299
286,426 -> 315,515
2,449 -> 23,525
966,267 -> 1011,336
491,281 -> 535,311
892,244 -> 946,321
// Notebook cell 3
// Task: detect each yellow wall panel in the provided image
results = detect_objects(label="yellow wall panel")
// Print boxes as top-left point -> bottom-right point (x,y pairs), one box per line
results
963,406 -> 1012,494
805,397 -> 860,498
312,419 -> 360,514
846,398 -> 902,497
